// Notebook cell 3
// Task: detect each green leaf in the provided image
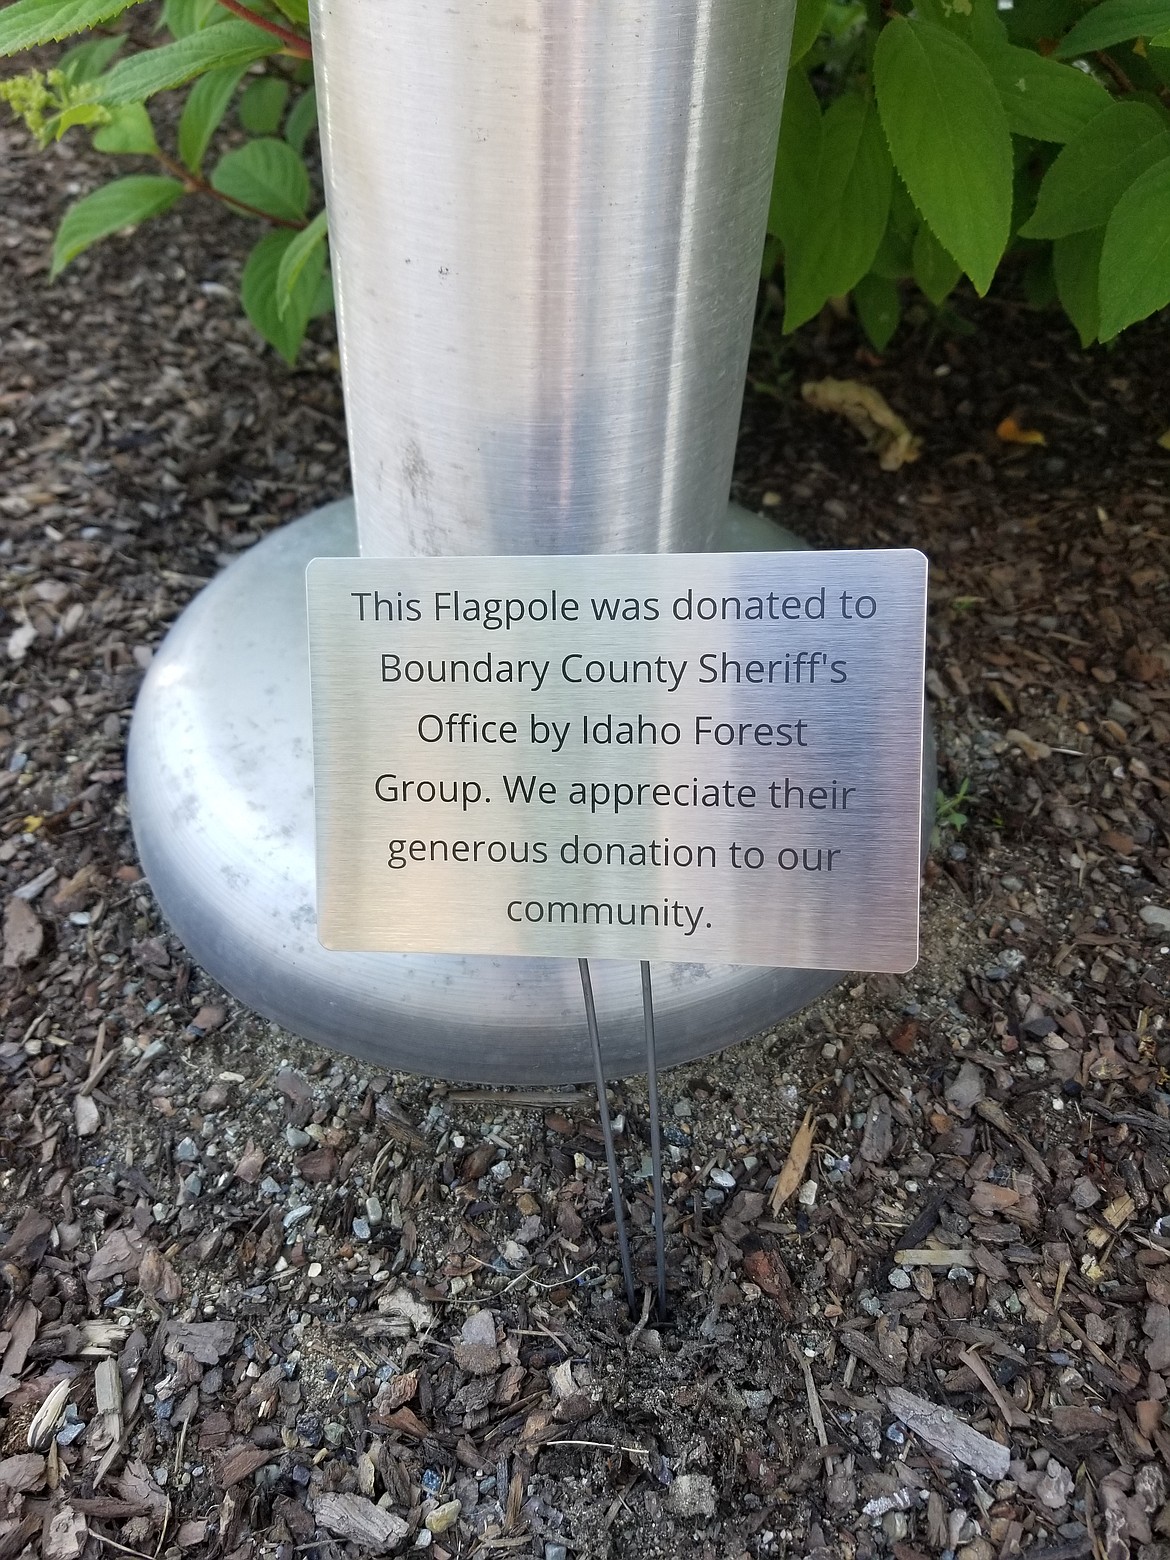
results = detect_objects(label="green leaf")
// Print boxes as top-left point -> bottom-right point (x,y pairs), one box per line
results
0,0 -> 141,54
853,272 -> 901,350
986,44 -> 1111,142
1054,0 -> 1170,57
783,94 -> 891,330
912,222 -> 962,303
239,75 -> 289,134
211,136 -> 309,220
240,227 -> 324,363
87,19 -> 277,107
769,68 -> 822,245
275,205 -> 326,316
1020,100 -> 1170,237
270,0 -> 309,25
1005,0 -> 1083,46
875,18 -> 1013,295
791,0 -> 828,63
57,34 -> 123,82
284,83 -> 316,154
50,173 -> 183,278
1098,154 -> 1170,336
1023,249 -> 1059,307
91,101 -> 156,152
160,0 -> 221,38
1054,227 -> 1105,343
309,263 -> 333,318
178,60 -> 249,172
870,210 -> 915,279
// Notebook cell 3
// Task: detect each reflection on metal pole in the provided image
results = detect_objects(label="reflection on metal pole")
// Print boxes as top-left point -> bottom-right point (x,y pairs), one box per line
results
579,959 -> 637,1317
642,962 -> 668,1321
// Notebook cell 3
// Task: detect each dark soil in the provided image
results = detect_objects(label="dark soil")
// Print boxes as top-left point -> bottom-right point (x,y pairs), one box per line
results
2,99 -> 1170,1560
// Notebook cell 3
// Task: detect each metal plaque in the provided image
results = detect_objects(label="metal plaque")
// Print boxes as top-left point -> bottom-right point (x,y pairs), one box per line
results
307,551 -> 927,971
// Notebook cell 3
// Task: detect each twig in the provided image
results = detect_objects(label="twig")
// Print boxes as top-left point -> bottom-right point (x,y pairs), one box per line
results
214,0 -> 312,57
958,1345 -> 1031,1429
794,1345 -> 830,1453
974,1098 -> 1053,1185
91,1540 -> 156,1560
544,1440 -> 647,1455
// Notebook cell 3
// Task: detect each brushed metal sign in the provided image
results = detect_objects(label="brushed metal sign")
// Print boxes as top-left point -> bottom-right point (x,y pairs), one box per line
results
307,551 -> 927,971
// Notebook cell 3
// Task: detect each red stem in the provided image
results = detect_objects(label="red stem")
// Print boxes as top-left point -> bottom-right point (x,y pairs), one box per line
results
214,0 -> 312,59
156,148 -> 308,230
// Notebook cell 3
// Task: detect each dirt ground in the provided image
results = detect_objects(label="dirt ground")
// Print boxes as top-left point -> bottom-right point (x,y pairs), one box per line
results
2,96 -> 1170,1560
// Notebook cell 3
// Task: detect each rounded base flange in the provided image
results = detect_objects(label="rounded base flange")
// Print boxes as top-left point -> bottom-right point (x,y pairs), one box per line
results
128,500 -> 935,1084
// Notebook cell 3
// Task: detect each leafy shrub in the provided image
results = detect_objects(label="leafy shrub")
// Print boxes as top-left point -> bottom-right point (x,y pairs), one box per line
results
2,0 -> 1170,360
0,0 -> 327,362
770,0 -> 1170,348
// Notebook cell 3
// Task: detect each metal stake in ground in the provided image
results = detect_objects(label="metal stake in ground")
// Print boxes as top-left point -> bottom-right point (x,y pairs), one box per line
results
578,959 -> 637,1317
641,962 -> 668,1321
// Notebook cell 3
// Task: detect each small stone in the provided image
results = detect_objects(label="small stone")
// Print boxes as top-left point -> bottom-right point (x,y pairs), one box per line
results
285,1125 -> 311,1150
454,1310 -> 500,1376
489,1160 -> 512,1182
667,1473 -> 716,1518
177,1174 -> 202,1205
672,1098 -> 692,1119
2,897 -> 42,971
413,1530 -> 433,1549
352,1217 -> 371,1241
888,1267 -> 912,1289
74,1094 -> 100,1138
425,1500 -> 461,1535
544,1546 -> 568,1560
709,1168 -> 736,1190
1140,905 -> 1170,932
174,1138 -> 200,1163
296,1414 -> 324,1448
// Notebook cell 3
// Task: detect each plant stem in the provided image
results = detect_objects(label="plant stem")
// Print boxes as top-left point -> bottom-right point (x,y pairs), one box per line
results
155,148 -> 308,229
214,0 -> 312,59
1094,50 -> 1134,94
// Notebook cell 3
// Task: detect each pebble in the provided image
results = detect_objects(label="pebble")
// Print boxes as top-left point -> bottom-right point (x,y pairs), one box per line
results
422,1470 -> 443,1495
425,1501 -> 462,1535
352,1217 -> 371,1241
177,1175 -> 202,1205
709,1168 -> 736,1190
285,1126 -> 311,1150
888,1267 -> 912,1289
666,1474 -> 716,1518
174,1137 -> 200,1163
413,1529 -> 432,1549
259,1177 -> 284,1197
490,1160 -> 512,1181
454,1309 -> 500,1376
672,1098 -> 693,1119
283,1205 -> 312,1230
1140,905 -> 1170,932
545,1546 -> 568,1560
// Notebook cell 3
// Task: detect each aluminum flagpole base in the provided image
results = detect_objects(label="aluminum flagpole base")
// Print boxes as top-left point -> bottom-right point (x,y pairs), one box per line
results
127,498 -> 936,1085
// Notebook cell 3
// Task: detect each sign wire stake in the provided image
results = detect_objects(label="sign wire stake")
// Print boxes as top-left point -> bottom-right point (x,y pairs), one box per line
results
641,961 -> 668,1321
578,958 -> 637,1318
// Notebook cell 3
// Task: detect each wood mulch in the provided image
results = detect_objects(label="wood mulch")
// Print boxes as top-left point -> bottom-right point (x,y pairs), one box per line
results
1,98 -> 1169,1560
